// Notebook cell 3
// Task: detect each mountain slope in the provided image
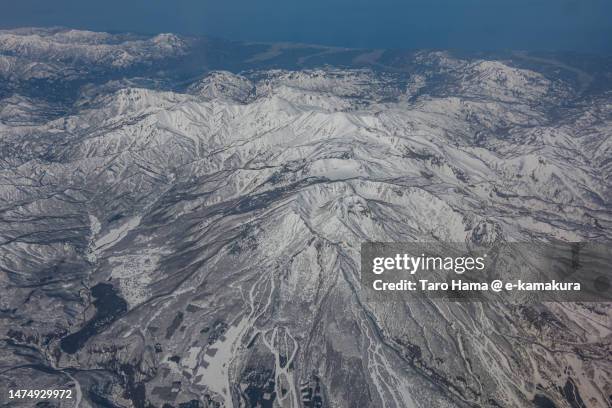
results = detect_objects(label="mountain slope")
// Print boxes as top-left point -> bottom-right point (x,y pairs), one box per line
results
0,28 -> 610,408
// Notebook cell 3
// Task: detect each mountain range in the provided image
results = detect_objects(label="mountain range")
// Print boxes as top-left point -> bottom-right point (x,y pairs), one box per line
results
0,28 -> 610,408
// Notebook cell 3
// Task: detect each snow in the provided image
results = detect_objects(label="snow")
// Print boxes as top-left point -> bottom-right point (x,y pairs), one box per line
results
93,216 -> 142,252
196,317 -> 250,406
109,248 -> 158,306
1,34 -> 610,407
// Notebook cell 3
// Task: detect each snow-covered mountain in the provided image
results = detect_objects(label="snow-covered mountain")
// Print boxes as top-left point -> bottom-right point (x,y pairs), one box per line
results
0,28 -> 187,78
0,28 -> 610,408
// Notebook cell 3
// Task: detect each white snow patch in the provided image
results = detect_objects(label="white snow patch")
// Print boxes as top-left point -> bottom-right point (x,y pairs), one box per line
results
94,216 -> 142,252
196,317 -> 249,407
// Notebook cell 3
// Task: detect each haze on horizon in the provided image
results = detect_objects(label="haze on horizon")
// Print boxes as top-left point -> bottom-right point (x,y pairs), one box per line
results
1,0 -> 611,53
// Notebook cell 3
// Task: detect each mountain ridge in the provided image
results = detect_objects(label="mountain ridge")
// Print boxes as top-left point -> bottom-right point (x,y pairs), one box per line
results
0,27 -> 610,408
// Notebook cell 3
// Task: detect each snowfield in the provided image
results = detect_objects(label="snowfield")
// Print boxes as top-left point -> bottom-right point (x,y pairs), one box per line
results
0,28 -> 610,408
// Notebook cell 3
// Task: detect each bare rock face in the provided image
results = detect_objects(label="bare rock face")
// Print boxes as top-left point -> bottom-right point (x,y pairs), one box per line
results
0,28 -> 610,408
